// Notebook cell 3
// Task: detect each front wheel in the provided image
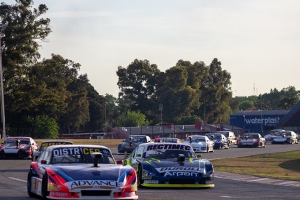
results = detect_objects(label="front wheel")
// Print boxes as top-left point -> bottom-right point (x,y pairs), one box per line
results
137,166 -> 144,188
27,171 -> 36,197
42,172 -> 49,199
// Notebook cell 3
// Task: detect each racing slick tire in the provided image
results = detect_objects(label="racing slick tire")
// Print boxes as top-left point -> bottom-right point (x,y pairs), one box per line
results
42,172 -> 49,199
137,165 -> 144,188
27,171 -> 37,197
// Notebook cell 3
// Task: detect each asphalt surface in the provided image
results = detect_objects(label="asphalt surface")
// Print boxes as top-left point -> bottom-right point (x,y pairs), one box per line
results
1,143 -> 300,200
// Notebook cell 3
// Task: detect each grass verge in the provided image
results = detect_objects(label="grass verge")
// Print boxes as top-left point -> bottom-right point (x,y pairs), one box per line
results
211,150 -> 300,181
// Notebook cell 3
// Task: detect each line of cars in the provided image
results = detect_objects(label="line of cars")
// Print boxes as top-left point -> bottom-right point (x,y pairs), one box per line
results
4,128 -> 298,199
264,129 -> 299,144
1,135 -> 216,199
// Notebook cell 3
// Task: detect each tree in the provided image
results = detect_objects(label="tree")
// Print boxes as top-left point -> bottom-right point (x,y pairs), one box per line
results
116,59 -> 160,118
1,0 -> 51,96
116,110 -> 149,127
199,58 -> 232,123
30,115 -> 59,139
240,100 -> 254,110
154,66 -> 200,123
1,0 -> 51,135
278,86 -> 300,109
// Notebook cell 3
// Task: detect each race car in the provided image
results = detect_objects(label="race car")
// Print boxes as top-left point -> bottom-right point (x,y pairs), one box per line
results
206,133 -> 229,149
32,140 -> 73,161
183,135 -> 214,153
154,137 -> 180,143
117,135 -> 152,154
237,133 -> 266,148
0,137 -> 38,159
124,142 -> 214,188
27,144 -> 138,199
271,131 -> 299,144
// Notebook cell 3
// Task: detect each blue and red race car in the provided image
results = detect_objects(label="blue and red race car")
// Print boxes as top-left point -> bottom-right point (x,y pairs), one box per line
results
27,144 -> 138,199
124,142 -> 214,188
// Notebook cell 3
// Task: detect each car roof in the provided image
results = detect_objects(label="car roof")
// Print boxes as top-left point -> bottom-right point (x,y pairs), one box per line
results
41,140 -> 73,143
138,142 -> 191,147
128,135 -> 148,137
189,135 -> 206,137
45,144 -> 110,150
5,137 -> 33,141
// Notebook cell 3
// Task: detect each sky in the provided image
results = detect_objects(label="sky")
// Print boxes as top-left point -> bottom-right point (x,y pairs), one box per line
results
4,0 -> 300,98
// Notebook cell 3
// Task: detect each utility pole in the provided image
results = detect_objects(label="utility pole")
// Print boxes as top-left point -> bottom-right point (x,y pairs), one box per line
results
159,103 -> 163,136
0,24 -> 7,139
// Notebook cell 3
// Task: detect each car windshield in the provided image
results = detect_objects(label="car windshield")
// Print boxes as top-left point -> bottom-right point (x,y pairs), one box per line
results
244,134 -> 259,138
187,137 -> 205,142
146,149 -> 195,159
222,133 -> 229,137
20,140 -> 30,145
40,142 -> 73,152
4,141 -> 16,146
284,132 -> 292,136
213,135 -> 222,139
51,147 -> 115,164
126,136 -> 147,143
161,138 -> 177,143
4,140 -> 30,145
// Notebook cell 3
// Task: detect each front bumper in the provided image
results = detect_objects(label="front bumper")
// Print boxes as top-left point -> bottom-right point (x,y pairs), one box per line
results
142,183 -> 214,188
0,150 -> 31,158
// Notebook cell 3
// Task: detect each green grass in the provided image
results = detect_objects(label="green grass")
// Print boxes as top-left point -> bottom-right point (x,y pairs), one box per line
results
211,150 -> 300,181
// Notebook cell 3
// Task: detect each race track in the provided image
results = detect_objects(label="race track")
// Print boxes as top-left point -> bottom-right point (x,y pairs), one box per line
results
1,143 -> 300,200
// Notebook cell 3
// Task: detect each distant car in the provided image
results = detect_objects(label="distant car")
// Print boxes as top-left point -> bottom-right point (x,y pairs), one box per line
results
271,131 -> 299,144
118,135 -> 152,154
27,144 -> 138,199
154,137 -> 180,143
265,129 -> 285,141
124,142 -> 214,188
206,133 -> 229,149
183,135 -> 214,153
237,133 -> 266,148
32,140 -> 73,161
0,137 -> 38,159
215,131 -> 237,145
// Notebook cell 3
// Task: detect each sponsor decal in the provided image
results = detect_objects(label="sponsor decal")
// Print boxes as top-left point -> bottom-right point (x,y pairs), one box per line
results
53,147 -> 109,157
244,117 -> 280,125
164,171 -> 198,177
41,142 -> 72,147
146,144 -> 191,151
5,137 -> 30,141
50,192 -> 68,197
70,180 -> 120,188
156,167 -> 200,172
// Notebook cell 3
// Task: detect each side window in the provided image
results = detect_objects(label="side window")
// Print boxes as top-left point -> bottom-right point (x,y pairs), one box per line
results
135,146 -> 145,158
129,148 -> 136,158
40,149 -> 50,164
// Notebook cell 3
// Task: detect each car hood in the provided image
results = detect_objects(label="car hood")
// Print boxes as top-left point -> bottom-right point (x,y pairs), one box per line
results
142,158 -> 206,169
241,138 -> 257,140
52,164 -> 131,181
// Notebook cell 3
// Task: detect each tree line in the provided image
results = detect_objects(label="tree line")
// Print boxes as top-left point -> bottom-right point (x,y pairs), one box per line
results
1,0 -> 299,138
